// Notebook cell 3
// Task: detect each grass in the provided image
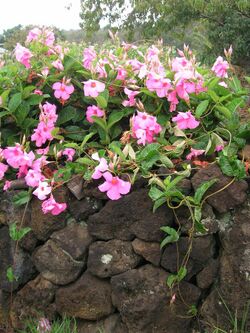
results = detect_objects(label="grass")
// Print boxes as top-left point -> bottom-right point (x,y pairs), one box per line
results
17,316 -> 77,333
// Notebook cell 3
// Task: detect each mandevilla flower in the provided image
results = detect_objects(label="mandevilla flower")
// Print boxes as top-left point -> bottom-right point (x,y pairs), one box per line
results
62,148 -> 75,161
15,43 -> 33,68
212,56 -> 229,78
98,171 -> 131,200
3,180 -> 11,191
33,181 -> 52,200
122,88 -> 139,107
37,318 -> 51,333
52,59 -> 64,71
83,79 -> 105,98
86,105 -> 105,123
83,47 -> 97,70
0,163 -> 8,180
131,111 -> 162,145
172,111 -> 200,130
25,169 -> 44,187
52,80 -> 74,101
41,195 -> 67,215
91,153 -> 108,179
186,148 -> 205,160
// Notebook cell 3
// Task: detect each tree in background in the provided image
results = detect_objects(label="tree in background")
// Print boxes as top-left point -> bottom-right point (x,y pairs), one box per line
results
0,26 -> 65,51
79,0 -> 250,65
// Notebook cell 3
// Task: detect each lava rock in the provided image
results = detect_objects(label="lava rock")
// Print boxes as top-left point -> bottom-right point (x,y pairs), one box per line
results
87,239 -> 141,278
68,196 -> 103,220
161,236 -> 215,279
191,164 -> 248,213
132,238 -> 161,266
0,226 -> 36,292
32,240 -> 84,285
51,223 -> 93,260
88,189 -> 173,241
76,314 -> 127,333
56,271 -> 114,320
196,259 -> 219,289
10,275 -> 57,329
111,264 -> 201,333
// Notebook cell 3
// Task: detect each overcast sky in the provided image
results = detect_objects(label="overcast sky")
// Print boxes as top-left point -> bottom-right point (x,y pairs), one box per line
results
0,0 -> 82,33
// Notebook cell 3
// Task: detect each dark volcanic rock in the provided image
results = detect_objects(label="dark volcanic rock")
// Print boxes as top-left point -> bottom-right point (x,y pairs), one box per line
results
56,271 -> 114,320
10,275 -> 57,329
30,198 -> 66,241
87,239 -> 141,278
196,259 -> 219,289
132,238 -> 161,266
0,226 -> 36,292
68,196 -> 102,220
32,240 -> 84,285
88,189 -> 173,241
191,164 -> 248,213
201,197 -> 250,331
51,223 -> 93,260
161,236 -> 215,279
111,264 -> 201,333
77,314 -> 127,333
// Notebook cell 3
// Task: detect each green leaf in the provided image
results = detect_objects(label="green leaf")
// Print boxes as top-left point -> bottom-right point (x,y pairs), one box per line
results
160,226 -> 179,248
148,187 -> 164,201
76,157 -> 95,165
26,94 -> 44,106
177,266 -> 187,282
215,105 -> 232,119
6,267 -> 16,283
0,111 -> 10,118
208,90 -> 219,102
92,116 -> 107,131
65,126 -> 87,141
167,274 -> 177,289
195,100 -> 209,118
153,197 -> 167,212
160,155 -> 174,168
95,89 -> 109,108
194,179 -> 217,205
14,101 -> 30,126
57,106 -> 77,125
22,86 -> 36,99
54,167 -> 72,182
107,111 -> 124,129
219,155 -> 246,179
51,127 -> 64,140
12,191 -> 31,206
80,132 -> 95,149
8,92 -> 22,112
109,141 -> 126,160
9,223 -> 31,241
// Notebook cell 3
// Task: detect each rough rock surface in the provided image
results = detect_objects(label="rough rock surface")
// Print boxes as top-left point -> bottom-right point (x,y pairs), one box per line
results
161,236 -> 215,279
201,198 -> 250,331
68,196 -> 102,220
196,259 -> 219,289
191,164 -> 248,213
132,238 -> 161,266
88,239 -> 141,278
0,226 -> 36,292
111,264 -> 201,333
88,189 -> 173,241
10,275 -> 57,329
77,314 -> 127,333
51,223 -> 93,260
56,271 -> 114,320
32,240 -> 84,285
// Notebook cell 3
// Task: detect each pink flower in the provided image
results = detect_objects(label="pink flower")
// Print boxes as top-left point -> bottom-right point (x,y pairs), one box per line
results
37,317 -> 51,333
40,102 -> 57,125
15,43 -> 33,68
41,195 -> 67,215
186,148 -> 205,160
26,27 -> 42,43
172,111 -> 200,130
0,162 -> 8,180
122,88 -> 139,107
41,67 -> 49,77
3,144 -> 34,169
52,81 -> 74,101
218,81 -> 228,88
3,180 -> 11,191
116,68 -> 127,80
91,153 -> 108,179
86,105 -> 105,123
33,181 -> 52,200
36,146 -> 49,155
52,59 -> 64,71
146,73 -> 171,98
34,89 -> 43,95
131,111 -> 162,145
31,122 -> 54,147
98,171 -> 131,200
62,148 -> 75,161
212,56 -> 229,78
83,80 -> 105,98
215,145 -> 224,152
25,169 -> 44,187
83,47 -> 97,69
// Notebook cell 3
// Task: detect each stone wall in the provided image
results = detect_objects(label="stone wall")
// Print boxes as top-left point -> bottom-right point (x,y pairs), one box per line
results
0,165 -> 249,333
